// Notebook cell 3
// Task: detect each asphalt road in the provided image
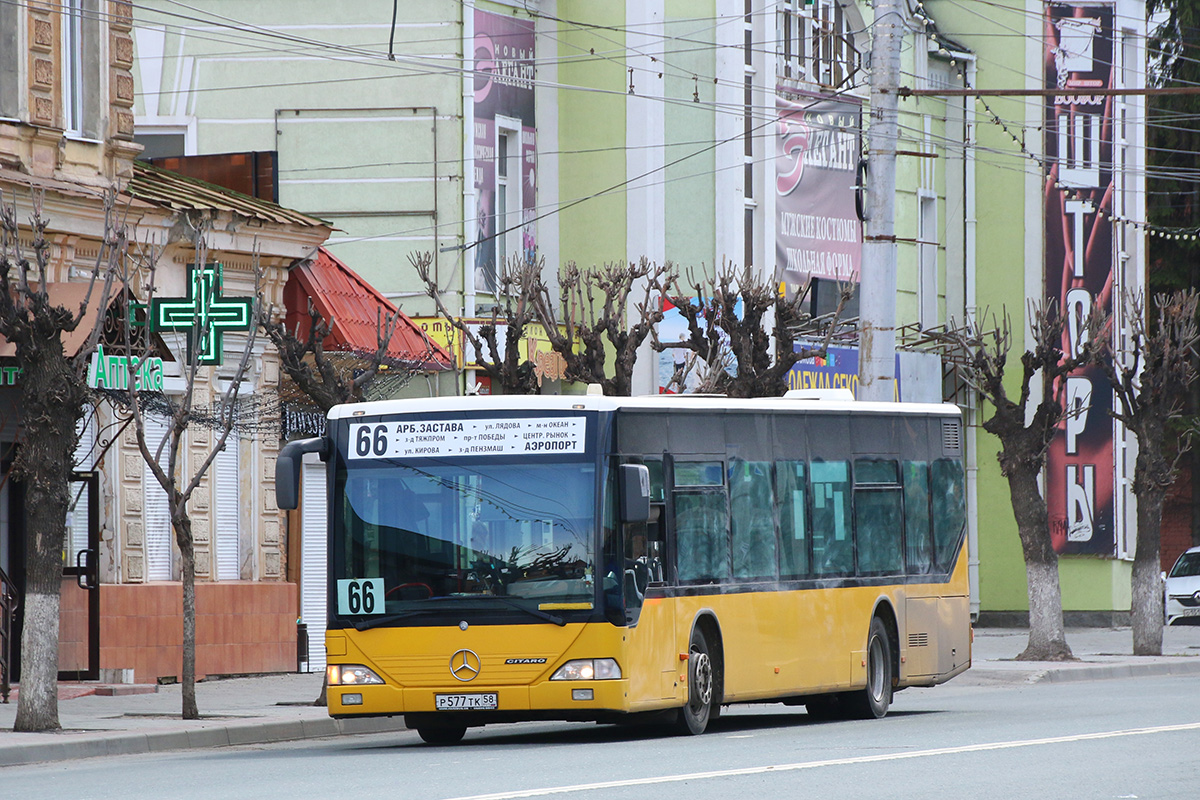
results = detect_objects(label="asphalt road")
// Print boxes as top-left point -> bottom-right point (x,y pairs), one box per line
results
5,673 -> 1200,800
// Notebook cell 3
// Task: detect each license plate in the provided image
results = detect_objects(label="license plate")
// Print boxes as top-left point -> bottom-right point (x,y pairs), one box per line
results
435,693 -> 498,711
1179,607 -> 1200,617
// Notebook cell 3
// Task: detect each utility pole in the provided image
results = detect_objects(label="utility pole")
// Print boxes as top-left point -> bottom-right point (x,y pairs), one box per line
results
859,0 -> 906,402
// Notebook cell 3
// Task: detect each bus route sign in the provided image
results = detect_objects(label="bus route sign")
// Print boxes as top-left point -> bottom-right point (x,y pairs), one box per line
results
348,416 -> 585,460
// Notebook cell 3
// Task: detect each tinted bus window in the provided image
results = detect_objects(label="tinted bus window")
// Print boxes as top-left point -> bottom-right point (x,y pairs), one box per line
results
903,461 -> 934,574
854,459 -> 903,575
931,458 -> 967,567
777,460 -> 809,579
674,461 -> 730,583
730,460 -> 776,580
811,460 -> 852,575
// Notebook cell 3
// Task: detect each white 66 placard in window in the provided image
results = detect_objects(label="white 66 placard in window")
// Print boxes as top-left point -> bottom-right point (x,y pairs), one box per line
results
336,578 -> 385,615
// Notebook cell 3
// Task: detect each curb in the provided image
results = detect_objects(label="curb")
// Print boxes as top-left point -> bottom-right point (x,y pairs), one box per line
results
964,657 -> 1200,686
0,715 -> 409,769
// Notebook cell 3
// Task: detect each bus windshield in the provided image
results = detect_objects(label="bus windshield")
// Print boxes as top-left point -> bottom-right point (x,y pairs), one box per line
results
333,457 -> 598,620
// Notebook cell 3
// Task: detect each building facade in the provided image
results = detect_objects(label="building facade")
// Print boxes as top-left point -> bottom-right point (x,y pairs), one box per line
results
1,1 -> 333,684
935,0 -> 1147,623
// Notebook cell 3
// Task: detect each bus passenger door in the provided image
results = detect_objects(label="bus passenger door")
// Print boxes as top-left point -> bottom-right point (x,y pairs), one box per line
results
622,499 -> 679,706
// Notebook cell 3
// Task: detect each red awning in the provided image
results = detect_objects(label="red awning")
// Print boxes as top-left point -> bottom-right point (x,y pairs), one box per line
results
284,248 -> 452,371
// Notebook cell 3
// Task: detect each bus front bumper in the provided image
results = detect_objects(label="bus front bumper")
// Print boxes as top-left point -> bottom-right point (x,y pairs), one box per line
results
328,679 -> 630,719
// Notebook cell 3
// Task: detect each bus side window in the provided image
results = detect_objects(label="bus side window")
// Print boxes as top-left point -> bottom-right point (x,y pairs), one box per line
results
730,460 -> 776,580
854,459 -> 903,575
931,459 -> 967,569
903,461 -> 933,574
810,460 -> 852,576
673,460 -> 730,583
777,460 -> 809,579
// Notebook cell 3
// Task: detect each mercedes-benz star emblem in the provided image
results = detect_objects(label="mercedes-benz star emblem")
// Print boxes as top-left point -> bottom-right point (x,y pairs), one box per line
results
450,649 -> 481,682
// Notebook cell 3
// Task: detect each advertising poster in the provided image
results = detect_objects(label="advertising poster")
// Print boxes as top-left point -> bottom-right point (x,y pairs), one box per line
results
775,90 -> 862,297
1043,3 -> 1115,555
473,10 -> 536,293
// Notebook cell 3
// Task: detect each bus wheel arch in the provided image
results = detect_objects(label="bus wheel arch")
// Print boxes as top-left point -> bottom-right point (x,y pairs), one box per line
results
870,599 -> 900,689
676,613 -> 724,734
845,606 -> 898,720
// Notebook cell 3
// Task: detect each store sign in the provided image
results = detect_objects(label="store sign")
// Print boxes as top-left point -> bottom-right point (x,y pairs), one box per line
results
0,364 -> 21,386
347,417 -> 585,460
148,262 -> 253,366
87,343 -> 164,391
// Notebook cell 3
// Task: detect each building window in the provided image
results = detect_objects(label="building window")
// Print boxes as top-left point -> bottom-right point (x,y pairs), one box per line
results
60,0 -> 99,138
776,0 -> 861,90
143,416 -> 173,581
494,124 -> 521,281
215,437 -> 241,580
918,194 -> 938,329
62,0 -> 84,134
0,2 -> 18,118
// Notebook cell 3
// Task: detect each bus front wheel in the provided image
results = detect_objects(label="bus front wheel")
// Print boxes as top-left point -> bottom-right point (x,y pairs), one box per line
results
417,724 -> 467,745
675,626 -> 716,735
845,617 -> 893,720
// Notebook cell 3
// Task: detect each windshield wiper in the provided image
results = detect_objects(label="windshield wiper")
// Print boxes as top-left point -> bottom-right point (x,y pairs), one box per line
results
354,596 -> 565,629
492,595 -> 565,626
354,609 -> 442,631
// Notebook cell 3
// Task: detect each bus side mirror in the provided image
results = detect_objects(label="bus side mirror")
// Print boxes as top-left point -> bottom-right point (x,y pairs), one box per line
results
276,437 -> 330,510
619,464 -> 651,524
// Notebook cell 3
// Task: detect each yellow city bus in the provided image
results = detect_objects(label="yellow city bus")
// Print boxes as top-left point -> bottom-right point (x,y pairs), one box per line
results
276,391 -> 971,744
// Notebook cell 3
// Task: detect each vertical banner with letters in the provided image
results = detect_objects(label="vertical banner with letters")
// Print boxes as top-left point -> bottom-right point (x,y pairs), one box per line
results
1043,3 -> 1115,555
775,90 -> 862,298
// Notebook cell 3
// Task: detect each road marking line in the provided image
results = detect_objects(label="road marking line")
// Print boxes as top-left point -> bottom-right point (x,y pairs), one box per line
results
441,722 -> 1200,800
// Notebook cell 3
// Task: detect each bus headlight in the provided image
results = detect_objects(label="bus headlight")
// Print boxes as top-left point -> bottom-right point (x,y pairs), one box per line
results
327,664 -> 385,686
550,658 -> 621,681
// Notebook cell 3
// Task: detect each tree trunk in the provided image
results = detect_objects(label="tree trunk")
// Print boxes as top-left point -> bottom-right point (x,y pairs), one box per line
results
14,478 -> 68,731
1133,484 -> 1167,656
1006,464 -> 1074,661
12,349 -> 84,732
175,515 -> 199,720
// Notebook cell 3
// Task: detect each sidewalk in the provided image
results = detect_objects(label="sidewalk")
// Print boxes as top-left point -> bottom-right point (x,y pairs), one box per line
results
2,625 -> 1199,767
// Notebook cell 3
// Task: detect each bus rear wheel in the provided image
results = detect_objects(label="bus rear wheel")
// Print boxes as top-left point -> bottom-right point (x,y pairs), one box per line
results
675,626 -> 716,735
844,617 -> 893,720
417,724 -> 467,745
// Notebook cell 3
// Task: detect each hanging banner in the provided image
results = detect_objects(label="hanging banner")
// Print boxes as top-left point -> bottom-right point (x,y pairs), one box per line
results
775,90 -> 862,297
1044,3 -> 1116,556
473,9 -> 536,294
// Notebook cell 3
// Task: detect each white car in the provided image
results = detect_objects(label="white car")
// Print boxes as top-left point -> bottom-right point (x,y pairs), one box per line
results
1165,546 -> 1200,626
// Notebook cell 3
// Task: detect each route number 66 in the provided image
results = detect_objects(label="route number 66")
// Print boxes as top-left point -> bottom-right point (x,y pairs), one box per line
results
336,578 -> 385,615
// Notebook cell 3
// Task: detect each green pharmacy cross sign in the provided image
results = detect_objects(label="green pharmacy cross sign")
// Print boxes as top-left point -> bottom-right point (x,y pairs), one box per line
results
148,262 -> 253,366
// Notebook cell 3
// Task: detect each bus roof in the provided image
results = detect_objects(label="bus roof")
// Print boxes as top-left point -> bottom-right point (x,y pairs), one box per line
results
325,393 -> 961,420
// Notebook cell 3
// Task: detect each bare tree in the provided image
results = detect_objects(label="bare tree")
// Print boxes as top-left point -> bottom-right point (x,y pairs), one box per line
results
536,258 -> 675,396
1097,290 -> 1200,655
655,263 -> 850,398
120,233 -> 258,720
413,251 -> 539,394
0,192 -> 120,731
934,303 -> 1100,661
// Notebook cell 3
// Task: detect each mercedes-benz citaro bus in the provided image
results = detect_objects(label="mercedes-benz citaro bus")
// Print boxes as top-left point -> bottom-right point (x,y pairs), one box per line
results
276,389 -> 971,744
